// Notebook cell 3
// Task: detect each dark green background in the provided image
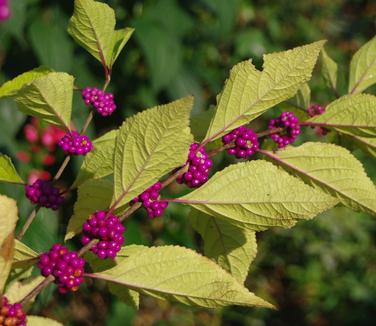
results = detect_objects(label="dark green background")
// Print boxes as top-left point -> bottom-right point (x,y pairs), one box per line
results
0,0 -> 375,325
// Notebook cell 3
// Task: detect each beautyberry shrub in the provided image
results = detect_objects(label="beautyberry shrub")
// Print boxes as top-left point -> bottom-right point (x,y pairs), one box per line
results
38,244 -> 85,294
177,143 -> 213,188
269,112 -> 301,148
25,179 -> 64,210
0,297 -> 26,326
131,182 -> 169,218
222,126 -> 259,158
81,211 -> 125,259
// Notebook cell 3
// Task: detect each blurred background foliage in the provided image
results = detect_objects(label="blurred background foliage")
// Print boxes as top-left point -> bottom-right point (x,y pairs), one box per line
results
0,0 -> 376,325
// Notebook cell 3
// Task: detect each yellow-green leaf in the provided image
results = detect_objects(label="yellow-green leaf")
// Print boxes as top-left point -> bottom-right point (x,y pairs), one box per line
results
306,94 -> 376,137
74,130 -> 117,187
5,276 -> 44,303
204,41 -> 325,142
178,161 -> 337,231
0,195 -> 18,292
68,0 -> 133,68
320,48 -> 338,91
189,209 -> 257,284
15,72 -> 74,130
27,316 -> 63,326
0,67 -> 52,99
349,36 -> 376,94
113,97 -> 193,210
0,154 -> 23,184
65,179 -> 113,241
348,134 -> 376,158
89,245 -> 273,309
12,240 -> 38,269
260,142 -> 376,215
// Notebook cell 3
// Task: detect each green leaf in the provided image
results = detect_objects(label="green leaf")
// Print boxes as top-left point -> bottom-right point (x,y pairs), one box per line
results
260,143 -> 376,215
191,108 -> 216,142
0,195 -> 18,292
89,245 -> 273,309
5,276 -> 44,303
293,83 -> 311,110
189,209 -> 257,284
320,48 -> 338,91
348,36 -> 376,94
68,0 -> 133,69
15,72 -> 74,130
0,67 -> 51,99
204,41 -> 325,142
113,97 -> 193,209
178,161 -> 337,231
27,316 -> 63,326
12,240 -> 38,269
347,135 -> 376,158
65,179 -> 113,241
86,246 -> 147,309
74,130 -> 117,187
306,94 -> 376,137
0,154 -> 23,184
109,28 -> 135,67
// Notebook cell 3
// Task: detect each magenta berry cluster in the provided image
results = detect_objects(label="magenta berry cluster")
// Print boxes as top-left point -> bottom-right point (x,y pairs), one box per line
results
0,296 -> 26,326
38,244 -> 85,294
269,112 -> 301,148
222,126 -> 259,158
58,131 -> 93,155
177,143 -> 213,188
25,179 -> 64,210
131,182 -> 168,219
81,211 -> 125,259
307,103 -> 325,117
81,87 -> 117,117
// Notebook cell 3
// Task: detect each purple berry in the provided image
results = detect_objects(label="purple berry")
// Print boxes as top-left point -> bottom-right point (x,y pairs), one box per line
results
222,126 -> 259,158
268,112 -> 301,148
81,87 -> 117,117
131,182 -> 169,218
25,179 -> 64,210
307,103 -> 325,117
307,103 -> 328,136
81,211 -> 125,259
0,296 -> 27,326
58,131 -> 93,156
177,143 -> 212,188
38,244 -> 85,294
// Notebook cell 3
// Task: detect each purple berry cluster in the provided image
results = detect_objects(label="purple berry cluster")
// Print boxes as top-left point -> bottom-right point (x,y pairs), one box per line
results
131,182 -> 168,219
81,87 -> 116,117
269,112 -> 301,148
177,143 -> 213,188
58,131 -> 93,156
81,211 -> 125,259
307,103 -> 325,117
38,244 -> 85,294
25,179 -> 64,210
0,296 -> 26,326
222,126 -> 259,158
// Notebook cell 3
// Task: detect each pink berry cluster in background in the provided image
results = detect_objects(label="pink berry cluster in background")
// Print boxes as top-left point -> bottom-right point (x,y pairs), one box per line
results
307,103 -> 325,117
269,112 -> 301,148
81,87 -> 117,116
131,182 -> 169,218
25,179 -> 64,210
0,0 -> 10,21
222,126 -> 259,158
177,143 -> 213,188
38,244 -> 85,294
58,131 -> 93,155
17,118 -> 66,183
81,211 -> 125,259
0,296 -> 26,326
